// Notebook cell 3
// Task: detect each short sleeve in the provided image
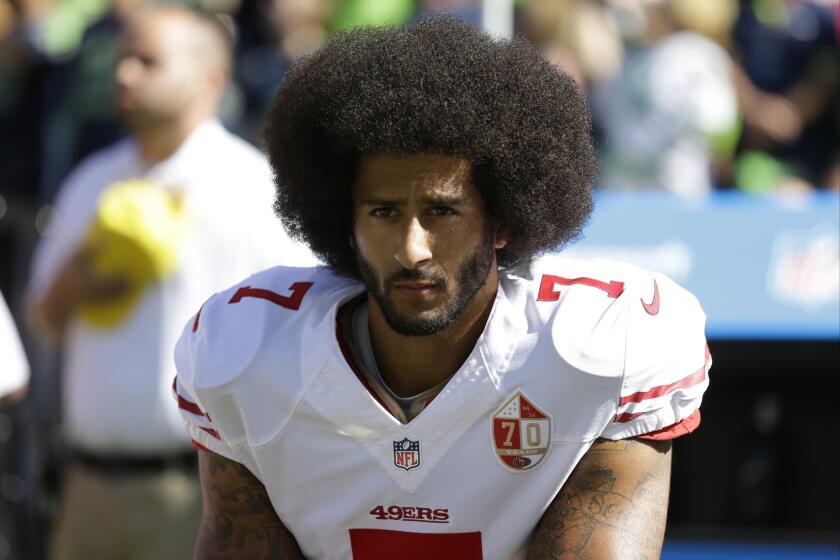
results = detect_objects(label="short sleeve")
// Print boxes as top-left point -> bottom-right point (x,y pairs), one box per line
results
601,273 -> 711,441
172,300 -> 242,463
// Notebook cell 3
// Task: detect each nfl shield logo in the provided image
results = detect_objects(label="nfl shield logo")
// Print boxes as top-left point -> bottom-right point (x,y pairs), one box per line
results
393,438 -> 421,471
491,391 -> 552,471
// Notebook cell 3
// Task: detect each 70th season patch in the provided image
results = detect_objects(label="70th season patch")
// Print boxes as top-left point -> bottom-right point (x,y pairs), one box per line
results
492,391 -> 551,471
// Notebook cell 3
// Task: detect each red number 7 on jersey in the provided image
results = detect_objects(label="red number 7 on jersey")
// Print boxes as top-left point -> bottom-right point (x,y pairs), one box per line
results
227,282 -> 313,310
537,274 -> 624,301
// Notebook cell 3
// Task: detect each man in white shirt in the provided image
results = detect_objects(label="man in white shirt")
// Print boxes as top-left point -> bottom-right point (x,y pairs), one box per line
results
174,17 -> 711,559
27,6 -> 316,559
591,2 -> 739,196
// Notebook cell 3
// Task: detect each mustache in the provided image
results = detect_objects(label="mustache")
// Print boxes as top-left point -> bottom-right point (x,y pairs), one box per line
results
386,267 -> 446,287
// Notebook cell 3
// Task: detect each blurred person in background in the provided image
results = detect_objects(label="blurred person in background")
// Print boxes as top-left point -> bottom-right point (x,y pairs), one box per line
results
37,0 -> 154,203
590,0 -> 740,196
0,290 -> 28,407
0,0 -> 53,207
417,0 -> 480,22
519,0 -> 624,89
729,0 -> 838,193
0,0 -> 153,204
34,0 -> 250,203
26,5 -> 316,559
235,0 -> 335,142
15,0 -> 241,203
235,0 -> 421,144
0,290 -> 28,558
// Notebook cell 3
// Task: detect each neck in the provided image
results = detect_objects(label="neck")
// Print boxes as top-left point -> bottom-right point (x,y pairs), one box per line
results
132,111 -> 210,163
367,267 -> 499,397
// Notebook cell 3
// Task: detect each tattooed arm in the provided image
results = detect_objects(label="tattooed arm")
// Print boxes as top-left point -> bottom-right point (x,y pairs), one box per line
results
527,438 -> 672,560
194,450 -> 304,560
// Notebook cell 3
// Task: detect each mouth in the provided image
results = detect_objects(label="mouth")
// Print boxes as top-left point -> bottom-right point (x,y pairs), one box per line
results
117,90 -> 135,108
390,281 -> 443,297
393,281 -> 438,290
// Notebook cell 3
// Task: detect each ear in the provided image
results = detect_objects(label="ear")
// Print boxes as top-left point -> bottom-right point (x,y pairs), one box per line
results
493,225 -> 510,250
208,66 -> 227,95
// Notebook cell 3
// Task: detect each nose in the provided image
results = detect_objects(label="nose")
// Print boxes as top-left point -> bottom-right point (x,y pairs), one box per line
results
115,56 -> 142,87
394,217 -> 432,269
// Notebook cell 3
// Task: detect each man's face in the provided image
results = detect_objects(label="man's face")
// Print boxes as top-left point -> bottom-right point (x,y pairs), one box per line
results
352,153 -> 504,336
115,14 -> 204,128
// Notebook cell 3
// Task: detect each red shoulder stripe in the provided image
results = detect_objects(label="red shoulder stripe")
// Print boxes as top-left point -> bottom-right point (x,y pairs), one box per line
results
619,367 -> 706,406
199,426 -> 221,440
614,410 -> 645,423
177,394 -> 207,417
192,304 -> 204,332
636,409 -> 701,441
172,376 -> 210,418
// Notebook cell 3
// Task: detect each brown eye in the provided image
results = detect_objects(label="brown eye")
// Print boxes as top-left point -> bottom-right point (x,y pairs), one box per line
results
430,206 -> 456,216
371,207 -> 399,218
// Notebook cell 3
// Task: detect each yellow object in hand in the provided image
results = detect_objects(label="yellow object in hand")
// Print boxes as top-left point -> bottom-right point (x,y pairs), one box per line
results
78,179 -> 187,328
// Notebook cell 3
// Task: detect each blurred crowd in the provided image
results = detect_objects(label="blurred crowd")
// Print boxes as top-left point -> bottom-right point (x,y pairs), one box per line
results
0,0 -> 838,208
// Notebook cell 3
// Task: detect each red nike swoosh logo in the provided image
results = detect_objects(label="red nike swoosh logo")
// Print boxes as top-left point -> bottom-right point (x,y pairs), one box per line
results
641,279 -> 660,316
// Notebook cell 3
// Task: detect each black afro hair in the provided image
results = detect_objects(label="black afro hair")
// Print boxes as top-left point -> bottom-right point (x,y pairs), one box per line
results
265,15 -> 597,278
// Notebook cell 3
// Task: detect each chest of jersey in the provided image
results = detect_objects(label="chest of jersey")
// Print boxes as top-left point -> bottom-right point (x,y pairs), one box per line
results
249,330 -> 621,560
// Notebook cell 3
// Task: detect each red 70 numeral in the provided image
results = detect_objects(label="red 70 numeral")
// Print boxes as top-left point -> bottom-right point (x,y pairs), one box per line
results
227,282 -> 313,310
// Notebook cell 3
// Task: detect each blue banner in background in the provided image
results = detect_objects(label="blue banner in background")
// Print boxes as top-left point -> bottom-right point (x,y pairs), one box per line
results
561,192 -> 840,340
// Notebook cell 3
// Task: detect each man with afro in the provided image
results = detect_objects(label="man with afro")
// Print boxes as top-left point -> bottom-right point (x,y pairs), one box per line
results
173,16 -> 710,559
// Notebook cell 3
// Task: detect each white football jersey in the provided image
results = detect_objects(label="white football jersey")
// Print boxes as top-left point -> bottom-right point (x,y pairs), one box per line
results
173,255 -> 710,560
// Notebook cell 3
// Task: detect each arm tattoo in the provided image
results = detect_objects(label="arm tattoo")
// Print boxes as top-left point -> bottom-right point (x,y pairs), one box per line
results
527,438 -> 671,560
194,451 -> 304,560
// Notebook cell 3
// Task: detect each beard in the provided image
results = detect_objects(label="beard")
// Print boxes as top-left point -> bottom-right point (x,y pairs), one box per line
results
119,106 -> 170,134
355,230 -> 496,337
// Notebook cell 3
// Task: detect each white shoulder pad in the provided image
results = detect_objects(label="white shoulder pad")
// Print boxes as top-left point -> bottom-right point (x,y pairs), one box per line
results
506,255 -> 710,440
173,265 -> 358,474
600,262 -> 710,440
505,255 -> 640,378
